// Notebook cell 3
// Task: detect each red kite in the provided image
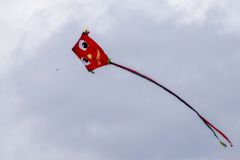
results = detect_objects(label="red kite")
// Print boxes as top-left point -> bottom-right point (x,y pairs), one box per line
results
72,30 -> 233,147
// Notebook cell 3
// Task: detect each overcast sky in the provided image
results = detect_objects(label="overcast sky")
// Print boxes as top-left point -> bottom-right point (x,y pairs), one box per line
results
1,0 -> 240,159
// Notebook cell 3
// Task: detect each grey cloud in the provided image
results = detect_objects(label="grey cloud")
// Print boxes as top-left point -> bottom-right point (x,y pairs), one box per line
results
1,1 -> 240,160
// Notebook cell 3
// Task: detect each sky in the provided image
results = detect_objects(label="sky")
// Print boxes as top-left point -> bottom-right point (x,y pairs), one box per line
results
1,0 -> 240,159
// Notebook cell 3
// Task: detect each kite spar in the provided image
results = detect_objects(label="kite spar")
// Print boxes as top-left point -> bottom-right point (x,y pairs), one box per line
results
72,30 -> 233,147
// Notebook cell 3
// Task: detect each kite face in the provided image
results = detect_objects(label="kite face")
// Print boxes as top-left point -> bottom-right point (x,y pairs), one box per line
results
72,31 -> 110,72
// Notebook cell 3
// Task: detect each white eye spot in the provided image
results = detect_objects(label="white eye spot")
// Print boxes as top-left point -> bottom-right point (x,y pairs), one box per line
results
81,57 -> 90,66
79,40 -> 88,51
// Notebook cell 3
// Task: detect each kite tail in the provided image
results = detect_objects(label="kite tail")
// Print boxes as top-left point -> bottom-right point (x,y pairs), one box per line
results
109,61 -> 232,147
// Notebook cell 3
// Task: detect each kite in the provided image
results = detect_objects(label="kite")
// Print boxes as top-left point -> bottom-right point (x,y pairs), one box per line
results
72,29 -> 233,147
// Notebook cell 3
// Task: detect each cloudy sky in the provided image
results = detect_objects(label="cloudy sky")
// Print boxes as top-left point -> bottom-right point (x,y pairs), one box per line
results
1,0 -> 240,159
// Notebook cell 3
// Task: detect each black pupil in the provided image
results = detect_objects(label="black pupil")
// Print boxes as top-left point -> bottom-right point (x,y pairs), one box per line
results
83,58 -> 88,63
82,42 -> 88,48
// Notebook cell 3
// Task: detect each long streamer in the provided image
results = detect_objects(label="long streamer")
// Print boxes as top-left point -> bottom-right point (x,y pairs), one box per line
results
110,61 -> 232,147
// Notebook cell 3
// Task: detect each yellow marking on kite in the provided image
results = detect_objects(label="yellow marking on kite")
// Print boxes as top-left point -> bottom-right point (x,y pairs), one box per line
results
87,54 -> 92,59
96,49 -> 101,65
83,28 -> 88,33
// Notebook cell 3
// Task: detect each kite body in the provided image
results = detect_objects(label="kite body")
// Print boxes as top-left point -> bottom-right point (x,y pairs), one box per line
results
72,30 -> 109,72
72,30 -> 233,147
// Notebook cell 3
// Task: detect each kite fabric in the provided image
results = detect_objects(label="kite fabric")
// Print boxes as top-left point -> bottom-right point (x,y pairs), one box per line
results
72,30 -> 233,147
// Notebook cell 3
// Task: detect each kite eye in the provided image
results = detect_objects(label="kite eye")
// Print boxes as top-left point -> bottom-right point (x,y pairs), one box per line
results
79,40 -> 88,51
81,57 -> 90,66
